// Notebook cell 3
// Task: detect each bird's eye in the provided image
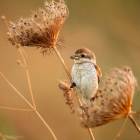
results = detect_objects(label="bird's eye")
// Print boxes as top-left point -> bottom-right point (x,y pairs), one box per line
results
81,54 -> 85,57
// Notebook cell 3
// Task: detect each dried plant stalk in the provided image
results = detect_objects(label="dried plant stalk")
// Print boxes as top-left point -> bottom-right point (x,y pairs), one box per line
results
128,115 -> 140,133
53,47 -> 71,79
0,71 -> 33,108
0,71 -> 58,140
0,46 -> 58,140
113,117 -> 128,140
0,106 -> 33,112
18,47 -> 36,109
0,132 -> 22,140
18,47 -> 59,140
58,76 -> 95,140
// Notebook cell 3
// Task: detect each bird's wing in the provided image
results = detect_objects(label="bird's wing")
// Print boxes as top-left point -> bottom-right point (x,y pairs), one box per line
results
95,64 -> 102,83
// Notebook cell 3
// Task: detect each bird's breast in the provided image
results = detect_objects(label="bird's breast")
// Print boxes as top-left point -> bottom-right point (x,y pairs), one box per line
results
71,63 -> 98,99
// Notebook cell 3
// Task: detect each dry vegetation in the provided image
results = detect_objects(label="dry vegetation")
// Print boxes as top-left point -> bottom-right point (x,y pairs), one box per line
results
0,0 -> 140,140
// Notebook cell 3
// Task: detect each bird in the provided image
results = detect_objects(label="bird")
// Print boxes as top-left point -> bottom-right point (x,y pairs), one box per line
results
70,48 -> 102,105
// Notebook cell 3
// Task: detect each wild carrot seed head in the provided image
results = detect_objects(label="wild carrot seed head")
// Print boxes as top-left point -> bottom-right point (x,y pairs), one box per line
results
7,0 -> 68,54
81,66 -> 137,128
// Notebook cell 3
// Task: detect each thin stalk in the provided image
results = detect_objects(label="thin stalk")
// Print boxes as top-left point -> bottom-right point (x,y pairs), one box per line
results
0,106 -> 33,112
0,71 -> 58,140
75,89 -> 95,140
18,47 -> 58,140
113,117 -> 128,140
53,46 -> 95,140
18,47 -> 36,109
88,128 -> 95,140
35,110 -> 58,140
129,114 -> 140,133
4,135 -> 23,140
2,16 -> 58,140
78,98 -> 95,140
53,47 -> 71,79
131,111 -> 140,117
25,69 -> 36,109
0,72 -> 33,108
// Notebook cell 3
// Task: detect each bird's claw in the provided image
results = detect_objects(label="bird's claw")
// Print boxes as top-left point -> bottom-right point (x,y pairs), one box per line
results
70,82 -> 76,89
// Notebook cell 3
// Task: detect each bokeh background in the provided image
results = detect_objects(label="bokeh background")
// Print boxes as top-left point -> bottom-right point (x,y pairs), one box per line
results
0,0 -> 140,140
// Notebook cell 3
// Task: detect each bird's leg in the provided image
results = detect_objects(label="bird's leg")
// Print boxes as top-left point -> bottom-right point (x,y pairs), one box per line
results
70,82 -> 76,89
90,96 -> 96,102
90,89 -> 102,103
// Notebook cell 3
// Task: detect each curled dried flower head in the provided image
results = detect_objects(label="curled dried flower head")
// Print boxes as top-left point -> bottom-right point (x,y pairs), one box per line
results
80,66 -> 137,128
58,81 -> 75,113
7,0 -> 68,53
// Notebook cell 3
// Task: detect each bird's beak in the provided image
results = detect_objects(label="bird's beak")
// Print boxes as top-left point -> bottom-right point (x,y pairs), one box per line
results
70,55 -> 75,59
70,55 -> 79,60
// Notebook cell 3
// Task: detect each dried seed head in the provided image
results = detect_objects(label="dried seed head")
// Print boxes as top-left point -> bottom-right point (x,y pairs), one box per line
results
7,0 -> 68,53
58,81 -> 75,113
81,66 -> 137,128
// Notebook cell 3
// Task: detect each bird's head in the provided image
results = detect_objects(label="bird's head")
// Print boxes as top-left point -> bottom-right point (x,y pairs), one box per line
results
70,48 -> 96,64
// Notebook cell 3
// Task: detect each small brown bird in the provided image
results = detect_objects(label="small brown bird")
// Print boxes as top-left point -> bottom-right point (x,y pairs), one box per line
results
70,48 -> 102,104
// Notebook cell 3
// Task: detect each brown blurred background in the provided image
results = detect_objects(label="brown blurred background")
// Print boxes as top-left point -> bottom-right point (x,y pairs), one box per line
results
0,0 -> 140,140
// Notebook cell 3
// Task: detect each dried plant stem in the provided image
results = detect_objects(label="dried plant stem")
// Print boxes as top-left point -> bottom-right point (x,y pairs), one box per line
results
0,106 -> 33,112
31,111 -> 58,140
0,71 -> 33,108
53,46 -> 95,140
34,110 -> 58,140
53,47 -> 71,79
128,114 -> 140,133
88,128 -> 95,140
18,47 -> 36,109
131,111 -> 140,117
78,102 -> 95,140
75,90 -> 95,140
0,72 -> 58,140
113,117 -> 128,140
18,47 -> 58,140
0,131 -> 23,140
4,135 -> 23,140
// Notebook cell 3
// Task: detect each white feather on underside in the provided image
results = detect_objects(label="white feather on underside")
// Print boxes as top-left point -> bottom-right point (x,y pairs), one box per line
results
71,62 -> 98,100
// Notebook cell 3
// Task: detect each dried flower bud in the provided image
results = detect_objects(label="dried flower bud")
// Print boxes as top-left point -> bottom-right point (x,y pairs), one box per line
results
7,0 -> 68,53
81,66 -> 137,128
58,81 -> 75,113
58,80 -> 70,92
1,15 -> 6,20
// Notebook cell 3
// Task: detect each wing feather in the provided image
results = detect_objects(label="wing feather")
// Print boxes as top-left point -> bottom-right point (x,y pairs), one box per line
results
95,64 -> 102,83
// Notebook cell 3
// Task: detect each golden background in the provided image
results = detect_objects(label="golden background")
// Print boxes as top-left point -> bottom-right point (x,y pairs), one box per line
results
0,0 -> 140,140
